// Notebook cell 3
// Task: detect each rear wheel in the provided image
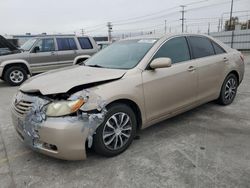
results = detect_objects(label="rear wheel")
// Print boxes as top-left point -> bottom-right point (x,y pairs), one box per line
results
93,104 -> 137,157
217,74 -> 238,105
4,66 -> 28,86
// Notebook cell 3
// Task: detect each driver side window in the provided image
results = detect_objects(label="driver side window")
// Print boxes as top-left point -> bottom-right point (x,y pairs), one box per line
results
34,38 -> 55,53
153,37 -> 190,64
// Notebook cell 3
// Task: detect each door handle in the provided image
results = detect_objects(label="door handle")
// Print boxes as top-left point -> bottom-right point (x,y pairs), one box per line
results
187,66 -> 196,72
223,57 -> 229,62
51,52 -> 56,55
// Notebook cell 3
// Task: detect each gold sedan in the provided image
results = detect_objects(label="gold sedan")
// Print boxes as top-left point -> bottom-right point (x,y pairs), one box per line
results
11,33 -> 245,160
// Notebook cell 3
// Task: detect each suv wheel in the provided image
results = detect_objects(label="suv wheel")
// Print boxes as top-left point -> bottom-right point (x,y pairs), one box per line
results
4,66 -> 28,86
217,73 -> 238,105
93,104 -> 137,157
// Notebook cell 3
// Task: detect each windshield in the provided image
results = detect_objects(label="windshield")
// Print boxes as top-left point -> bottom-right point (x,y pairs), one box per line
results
85,39 -> 157,69
21,38 -> 37,51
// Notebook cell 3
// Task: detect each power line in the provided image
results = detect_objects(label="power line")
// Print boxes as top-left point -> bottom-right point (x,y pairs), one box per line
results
112,0 -> 212,25
186,0 -> 243,12
114,11 -> 180,26
113,0 -> 242,27
112,6 -> 180,24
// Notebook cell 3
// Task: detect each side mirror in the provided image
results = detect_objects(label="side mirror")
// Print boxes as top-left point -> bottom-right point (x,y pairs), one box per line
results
150,57 -> 172,69
33,46 -> 40,53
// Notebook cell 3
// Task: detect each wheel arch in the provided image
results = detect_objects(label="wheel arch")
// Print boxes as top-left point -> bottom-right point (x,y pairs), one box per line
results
106,99 -> 142,130
2,60 -> 31,76
73,55 -> 91,65
227,70 -> 239,84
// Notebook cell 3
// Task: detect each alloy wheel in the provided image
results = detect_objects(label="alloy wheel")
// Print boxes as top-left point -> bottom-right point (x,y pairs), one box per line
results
224,77 -> 237,102
102,112 -> 132,150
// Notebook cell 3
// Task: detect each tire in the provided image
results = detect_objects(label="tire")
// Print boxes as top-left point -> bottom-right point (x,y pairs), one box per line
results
3,66 -> 28,86
217,73 -> 238,105
93,103 -> 137,157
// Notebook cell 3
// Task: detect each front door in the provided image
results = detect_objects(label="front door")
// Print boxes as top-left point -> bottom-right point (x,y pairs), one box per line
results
29,38 -> 58,73
142,36 -> 198,122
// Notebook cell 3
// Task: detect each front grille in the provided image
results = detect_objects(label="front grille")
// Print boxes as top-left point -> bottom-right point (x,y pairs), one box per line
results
13,100 -> 33,117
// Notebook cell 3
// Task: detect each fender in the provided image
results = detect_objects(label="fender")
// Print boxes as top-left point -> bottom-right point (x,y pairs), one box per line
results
73,55 -> 91,65
1,59 -> 32,75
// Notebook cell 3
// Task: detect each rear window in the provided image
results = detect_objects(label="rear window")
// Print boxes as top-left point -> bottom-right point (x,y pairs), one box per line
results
78,37 -> 93,49
211,41 -> 226,55
188,36 -> 215,59
56,38 -> 77,51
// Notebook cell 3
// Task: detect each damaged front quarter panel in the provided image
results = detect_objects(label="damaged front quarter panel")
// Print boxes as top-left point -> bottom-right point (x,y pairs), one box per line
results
13,89 -> 107,159
69,89 -> 107,148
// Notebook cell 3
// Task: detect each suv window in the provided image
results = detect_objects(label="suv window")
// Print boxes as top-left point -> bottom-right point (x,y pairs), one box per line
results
35,38 -> 55,52
78,37 -> 93,49
153,37 -> 190,64
188,36 -> 215,58
211,41 -> 226,54
56,38 -> 77,51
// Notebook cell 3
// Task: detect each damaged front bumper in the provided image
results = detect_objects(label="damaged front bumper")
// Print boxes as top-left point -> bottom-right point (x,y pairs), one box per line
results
12,114 -> 89,160
11,91 -> 106,160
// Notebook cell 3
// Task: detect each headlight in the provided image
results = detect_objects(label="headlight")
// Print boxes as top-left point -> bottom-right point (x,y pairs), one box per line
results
46,99 -> 85,117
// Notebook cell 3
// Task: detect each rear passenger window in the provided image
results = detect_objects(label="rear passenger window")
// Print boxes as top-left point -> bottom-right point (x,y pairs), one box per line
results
56,38 -> 77,51
78,37 -> 93,49
211,41 -> 226,55
153,37 -> 190,64
188,36 -> 215,58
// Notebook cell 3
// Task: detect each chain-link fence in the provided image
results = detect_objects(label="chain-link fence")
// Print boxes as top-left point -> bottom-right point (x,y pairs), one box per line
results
210,29 -> 250,50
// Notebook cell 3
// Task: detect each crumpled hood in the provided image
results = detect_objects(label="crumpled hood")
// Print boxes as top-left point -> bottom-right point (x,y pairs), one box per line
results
20,66 -> 127,95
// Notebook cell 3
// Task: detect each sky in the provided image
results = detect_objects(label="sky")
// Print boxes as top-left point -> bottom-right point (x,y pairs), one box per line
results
0,0 -> 250,36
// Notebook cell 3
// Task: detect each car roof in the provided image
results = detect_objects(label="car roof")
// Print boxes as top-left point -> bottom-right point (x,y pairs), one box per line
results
32,35 -> 90,39
123,33 -> 212,41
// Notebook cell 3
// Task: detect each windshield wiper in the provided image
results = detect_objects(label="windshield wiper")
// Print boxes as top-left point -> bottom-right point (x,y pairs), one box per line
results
86,64 -> 104,68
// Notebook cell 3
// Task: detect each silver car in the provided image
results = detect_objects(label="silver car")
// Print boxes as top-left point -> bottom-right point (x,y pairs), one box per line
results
0,35 -> 98,86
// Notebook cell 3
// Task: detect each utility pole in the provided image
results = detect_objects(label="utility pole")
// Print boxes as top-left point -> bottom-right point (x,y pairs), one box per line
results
229,0 -> 234,30
208,22 -> 210,35
81,29 -> 84,36
107,22 -> 113,42
180,5 -> 186,33
218,19 -> 221,32
164,20 -> 167,34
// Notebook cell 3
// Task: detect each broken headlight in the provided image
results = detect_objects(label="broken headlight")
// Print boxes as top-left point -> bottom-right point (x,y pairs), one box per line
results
46,99 -> 85,117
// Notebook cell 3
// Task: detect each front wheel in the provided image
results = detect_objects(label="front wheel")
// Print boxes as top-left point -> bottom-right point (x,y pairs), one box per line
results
4,66 -> 28,86
217,74 -> 238,105
93,104 -> 137,157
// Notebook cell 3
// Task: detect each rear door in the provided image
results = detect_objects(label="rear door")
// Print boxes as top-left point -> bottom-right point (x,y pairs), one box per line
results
142,36 -> 198,122
29,38 -> 58,73
77,37 -> 96,56
187,36 -> 227,102
56,37 -> 78,67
